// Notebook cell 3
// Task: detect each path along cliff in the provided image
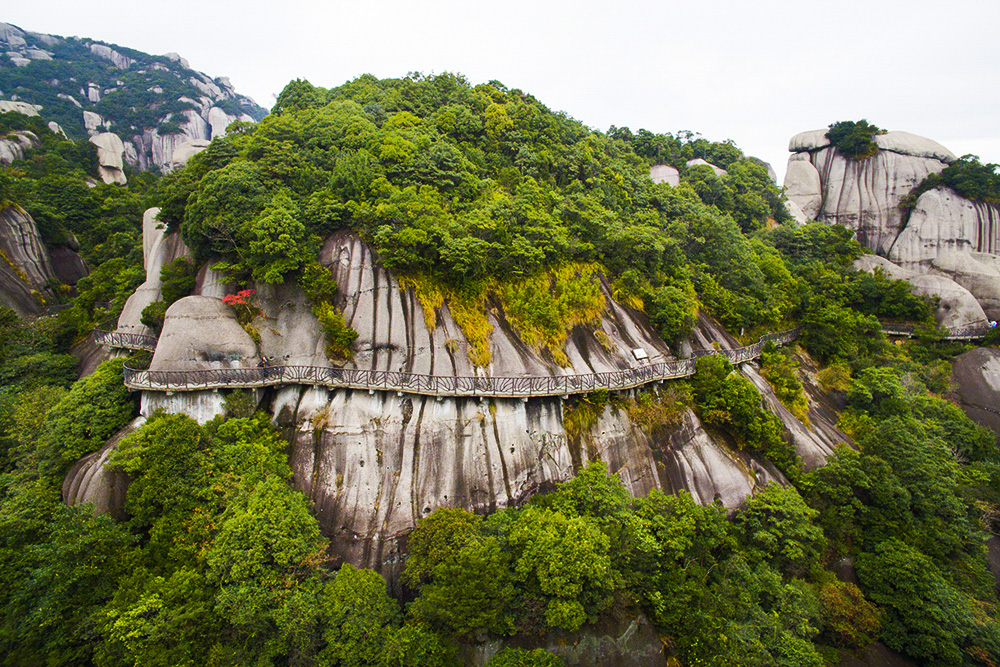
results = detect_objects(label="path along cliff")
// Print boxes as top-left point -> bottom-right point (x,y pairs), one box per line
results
66,208 -> 850,576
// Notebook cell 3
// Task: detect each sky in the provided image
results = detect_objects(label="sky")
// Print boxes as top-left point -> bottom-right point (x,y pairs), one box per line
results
5,0 -> 1000,182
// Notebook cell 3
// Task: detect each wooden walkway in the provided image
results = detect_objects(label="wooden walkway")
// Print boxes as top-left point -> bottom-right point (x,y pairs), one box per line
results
95,319 -> 995,398
115,329 -> 801,398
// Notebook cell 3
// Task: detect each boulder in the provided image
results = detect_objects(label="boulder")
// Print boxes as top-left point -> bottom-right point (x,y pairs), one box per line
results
783,157 -> 823,220
875,131 -> 956,163
788,128 -> 831,152
649,164 -> 679,186
0,130 -> 40,164
169,139 -> 210,171
89,132 -> 127,185
686,158 -> 727,176
908,274 -> 988,329
82,110 -> 105,134
0,100 -> 39,116
149,295 -> 259,372
853,254 -> 988,328
890,187 -> 1000,268
930,251 -> 1000,320
62,417 -> 142,519
89,43 -> 133,69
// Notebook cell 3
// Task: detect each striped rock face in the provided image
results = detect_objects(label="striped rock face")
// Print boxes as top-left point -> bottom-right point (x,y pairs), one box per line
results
72,232 -> 850,578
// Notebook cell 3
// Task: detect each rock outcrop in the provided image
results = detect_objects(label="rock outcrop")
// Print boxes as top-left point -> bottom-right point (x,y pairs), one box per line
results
116,207 -> 191,337
853,255 -> 989,329
784,130 -> 955,255
949,347 -> 1000,440
649,164 -> 679,186
786,127 -> 1000,321
0,130 -> 40,164
79,231 -> 849,577
88,132 -> 127,185
0,205 -> 60,314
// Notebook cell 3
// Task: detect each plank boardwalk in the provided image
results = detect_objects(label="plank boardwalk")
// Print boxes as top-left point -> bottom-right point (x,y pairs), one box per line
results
94,321 -> 994,398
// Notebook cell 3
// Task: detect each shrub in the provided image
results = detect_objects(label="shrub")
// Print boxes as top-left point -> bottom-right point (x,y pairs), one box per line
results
825,120 -> 885,160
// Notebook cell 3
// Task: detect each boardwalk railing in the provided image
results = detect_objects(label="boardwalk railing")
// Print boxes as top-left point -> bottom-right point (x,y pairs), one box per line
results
880,322 -> 995,341
93,327 -> 158,351
121,327 -> 803,397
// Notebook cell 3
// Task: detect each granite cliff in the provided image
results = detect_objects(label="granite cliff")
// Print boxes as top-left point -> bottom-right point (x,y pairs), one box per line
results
785,127 -> 1000,322
66,208 -> 848,576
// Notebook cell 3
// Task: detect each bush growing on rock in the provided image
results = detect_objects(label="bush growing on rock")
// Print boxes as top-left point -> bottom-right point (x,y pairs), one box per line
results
826,120 -> 885,160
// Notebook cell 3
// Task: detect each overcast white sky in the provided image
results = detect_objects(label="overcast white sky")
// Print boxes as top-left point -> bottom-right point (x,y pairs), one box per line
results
6,1 -> 999,182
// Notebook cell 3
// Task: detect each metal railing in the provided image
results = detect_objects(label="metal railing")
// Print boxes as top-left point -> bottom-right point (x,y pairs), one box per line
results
880,322 -> 994,341
93,327 -> 158,351
121,327 -> 803,397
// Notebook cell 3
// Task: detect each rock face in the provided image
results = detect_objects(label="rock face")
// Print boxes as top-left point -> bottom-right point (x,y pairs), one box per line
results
786,127 -> 1000,321
150,296 -> 260,372
949,347 -> 1000,440
0,130 -> 40,164
169,139 -> 211,171
686,158 -> 727,176
784,132 -> 954,255
61,417 -> 142,519
75,232 -> 850,577
89,132 -> 127,184
117,207 -> 190,337
853,255 -> 989,329
0,205 -> 64,314
648,164 -> 679,186
890,188 -> 1000,267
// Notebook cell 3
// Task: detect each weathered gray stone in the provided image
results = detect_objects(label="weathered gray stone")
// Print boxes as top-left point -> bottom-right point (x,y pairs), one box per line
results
930,251 -> 1000,320
686,158 -> 727,175
62,417 -> 142,518
0,100 -> 39,116
168,138 -> 210,171
89,132 -> 127,185
0,130 -> 39,164
89,43 -> 133,69
875,131 -> 956,163
117,208 -> 190,336
788,128 -> 831,152
150,296 -> 259,372
949,347 -> 1000,440
783,157 -> 823,220
853,254 -> 988,329
649,164 -> 679,186
890,187 -> 1000,268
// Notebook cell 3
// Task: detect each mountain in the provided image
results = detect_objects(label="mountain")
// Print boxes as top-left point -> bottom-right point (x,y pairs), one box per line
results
0,21 -> 267,173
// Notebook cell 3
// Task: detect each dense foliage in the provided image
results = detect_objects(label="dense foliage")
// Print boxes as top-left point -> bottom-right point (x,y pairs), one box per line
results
2,70 -> 998,667
905,154 -> 1000,207
825,120 -> 886,160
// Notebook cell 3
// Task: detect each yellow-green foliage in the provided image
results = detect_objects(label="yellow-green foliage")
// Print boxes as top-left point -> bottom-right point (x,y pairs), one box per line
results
563,389 -> 609,441
400,275 -> 492,367
761,345 -> 810,425
497,263 -> 605,366
314,302 -> 357,360
817,362 -> 852,393
402,264 -> 604,368
624,384 -> 693,432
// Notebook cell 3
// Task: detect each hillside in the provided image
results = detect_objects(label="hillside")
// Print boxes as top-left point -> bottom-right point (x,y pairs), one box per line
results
1,70 -> 1000,667
0,21 -> 267,172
